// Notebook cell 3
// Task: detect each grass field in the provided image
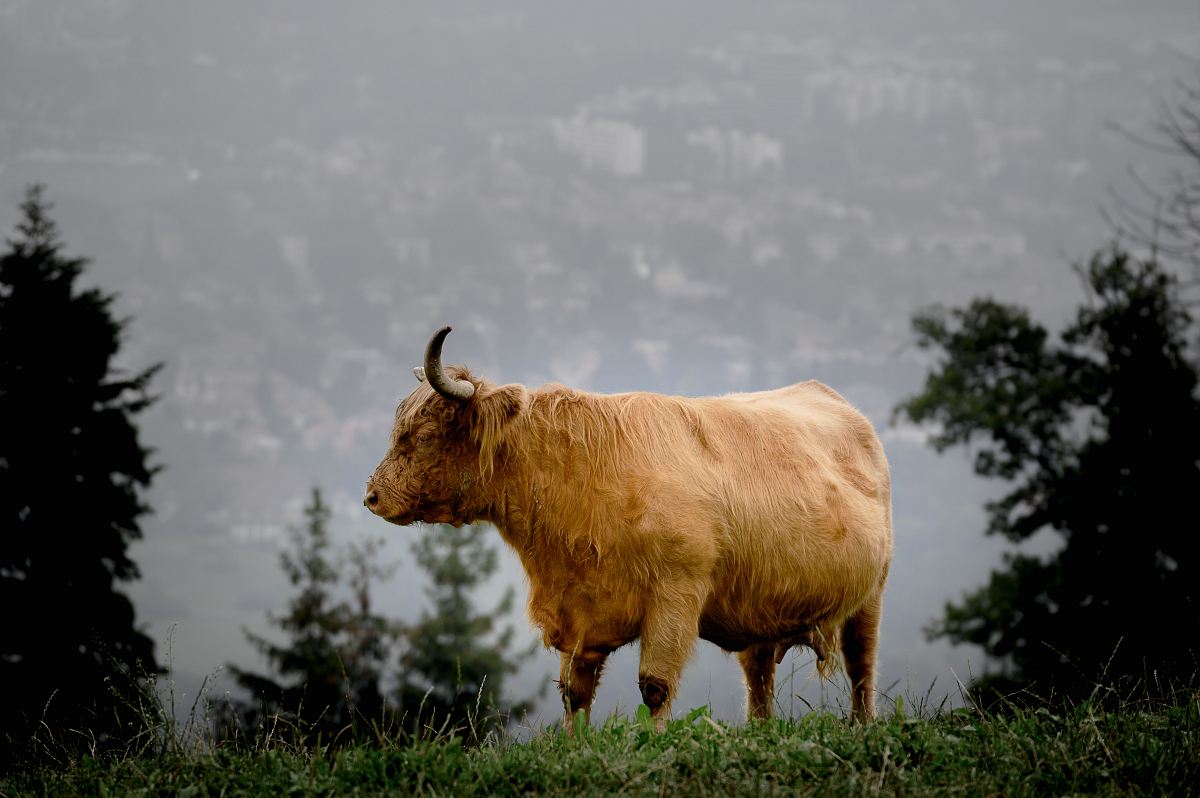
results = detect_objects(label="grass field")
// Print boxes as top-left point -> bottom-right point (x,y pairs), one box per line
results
3,687 -> 1198,797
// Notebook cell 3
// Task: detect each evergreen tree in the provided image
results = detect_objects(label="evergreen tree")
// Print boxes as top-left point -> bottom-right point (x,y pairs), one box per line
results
395,523 -> 535,742
0,185 -> 160,761
895,247 -> 1200,701
224,488 -> 394,746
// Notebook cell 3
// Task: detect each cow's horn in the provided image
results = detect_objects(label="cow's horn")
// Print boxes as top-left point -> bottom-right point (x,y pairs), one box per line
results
423,326 -> 476,402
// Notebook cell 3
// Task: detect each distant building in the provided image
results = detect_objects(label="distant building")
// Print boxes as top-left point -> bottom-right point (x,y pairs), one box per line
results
551,115 -> 645,177
174,347 -> 264,439
685,127 -> 783,181
801,65 -> 976,125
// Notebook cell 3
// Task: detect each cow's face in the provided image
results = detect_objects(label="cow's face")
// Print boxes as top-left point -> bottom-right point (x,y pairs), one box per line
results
364,378 -> 473,526
365,328 -> 524,526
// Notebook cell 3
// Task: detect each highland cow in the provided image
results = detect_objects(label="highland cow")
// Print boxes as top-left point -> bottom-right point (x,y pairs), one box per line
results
366,327 -> 892,727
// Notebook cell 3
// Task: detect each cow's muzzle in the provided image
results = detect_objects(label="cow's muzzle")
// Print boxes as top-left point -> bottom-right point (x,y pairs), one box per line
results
363,481 -> 380,512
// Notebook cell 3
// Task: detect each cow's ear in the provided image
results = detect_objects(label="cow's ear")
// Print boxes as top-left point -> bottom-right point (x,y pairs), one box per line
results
472,383 -> 526,426
469,383 -> 527,457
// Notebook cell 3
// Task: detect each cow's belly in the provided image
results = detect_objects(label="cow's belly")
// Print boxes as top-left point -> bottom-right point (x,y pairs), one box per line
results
697,615 -> 803,652
696,538 -> 887,653
697,600 -> 829,653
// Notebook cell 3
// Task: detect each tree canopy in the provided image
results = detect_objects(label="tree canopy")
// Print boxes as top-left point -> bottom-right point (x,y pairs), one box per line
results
895,246 -> 1200,700
0,185 -> 160,761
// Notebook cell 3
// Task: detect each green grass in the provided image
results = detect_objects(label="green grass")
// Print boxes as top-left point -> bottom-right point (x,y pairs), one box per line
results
3,691 -> 1198,797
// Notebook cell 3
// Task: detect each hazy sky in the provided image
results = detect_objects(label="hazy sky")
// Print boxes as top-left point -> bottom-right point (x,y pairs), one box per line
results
3,0 -> 1198,727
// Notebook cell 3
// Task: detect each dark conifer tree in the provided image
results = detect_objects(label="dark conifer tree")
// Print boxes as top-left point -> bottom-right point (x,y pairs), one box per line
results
394,523 -> 535,742
895,247 -> 1200,701
223,488 -> 394,747
0,185 -> 160,761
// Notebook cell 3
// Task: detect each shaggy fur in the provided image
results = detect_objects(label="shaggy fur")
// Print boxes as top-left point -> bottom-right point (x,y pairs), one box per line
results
367,365 -> 893,726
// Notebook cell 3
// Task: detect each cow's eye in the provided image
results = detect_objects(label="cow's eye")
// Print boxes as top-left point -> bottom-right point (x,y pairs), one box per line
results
415,432 -> 433,445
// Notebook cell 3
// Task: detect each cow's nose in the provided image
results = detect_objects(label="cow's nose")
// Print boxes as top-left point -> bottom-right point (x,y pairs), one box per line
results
364,488 -> 379,509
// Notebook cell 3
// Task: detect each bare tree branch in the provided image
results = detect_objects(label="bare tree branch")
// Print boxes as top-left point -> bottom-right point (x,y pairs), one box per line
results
1106,66 -> 1200,277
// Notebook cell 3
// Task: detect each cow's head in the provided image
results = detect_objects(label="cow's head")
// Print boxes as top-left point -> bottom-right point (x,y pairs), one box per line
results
364,326 -> 525,526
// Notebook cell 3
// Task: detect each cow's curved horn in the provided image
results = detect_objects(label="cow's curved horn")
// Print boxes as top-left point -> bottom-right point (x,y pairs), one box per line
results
423,326 -> 476,402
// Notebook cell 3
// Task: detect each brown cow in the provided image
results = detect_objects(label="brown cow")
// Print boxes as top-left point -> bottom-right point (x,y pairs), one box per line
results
365,327 -> 893,727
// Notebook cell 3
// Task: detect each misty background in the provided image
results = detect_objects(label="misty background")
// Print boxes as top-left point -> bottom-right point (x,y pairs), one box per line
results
2,0 -> 1197,726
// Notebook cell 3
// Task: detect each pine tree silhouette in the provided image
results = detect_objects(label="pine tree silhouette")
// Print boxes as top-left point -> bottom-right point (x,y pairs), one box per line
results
395,523 -> 536,743
0,185 -> 161,762
223,488 -> 394,747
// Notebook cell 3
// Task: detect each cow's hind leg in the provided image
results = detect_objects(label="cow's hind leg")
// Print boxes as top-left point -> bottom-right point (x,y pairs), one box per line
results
842,590 -> 883,722
559,649 -> 608,731
738,643 -> 777,720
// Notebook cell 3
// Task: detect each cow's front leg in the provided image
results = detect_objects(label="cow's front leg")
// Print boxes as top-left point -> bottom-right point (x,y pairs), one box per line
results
636,585 -> 704,731
559,648 -> 608,732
